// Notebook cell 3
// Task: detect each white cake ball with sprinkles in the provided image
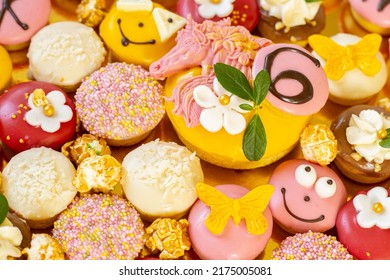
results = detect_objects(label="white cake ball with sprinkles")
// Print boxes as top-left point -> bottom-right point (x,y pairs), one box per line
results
272,231 -> 353,260
75,62 -> 165,146
52,194 -> 145,260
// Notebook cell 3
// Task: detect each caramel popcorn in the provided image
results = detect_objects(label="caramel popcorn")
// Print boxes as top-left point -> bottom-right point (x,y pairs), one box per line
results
22,234 -> 65,260
144,218 -> 191,260
62,134 -> 111,165
76,0 -> 107,28
376,97 -> 390,112
73,154 -> 121,194
300,124 -> 337,166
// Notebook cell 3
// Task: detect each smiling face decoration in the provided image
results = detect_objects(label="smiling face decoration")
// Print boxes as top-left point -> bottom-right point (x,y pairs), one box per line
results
99,0 -> 186,68
268,159 -> 347,233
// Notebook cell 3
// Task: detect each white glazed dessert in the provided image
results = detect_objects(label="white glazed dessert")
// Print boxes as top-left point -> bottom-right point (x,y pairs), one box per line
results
121,139 -> 204,222
1,147 -> 77,229
0,217 -> 23,260
309,33 -> 387,105
27,21 -> 106,92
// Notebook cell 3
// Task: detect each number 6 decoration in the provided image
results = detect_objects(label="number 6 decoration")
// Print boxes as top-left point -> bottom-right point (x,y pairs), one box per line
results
252,44 -> 329,116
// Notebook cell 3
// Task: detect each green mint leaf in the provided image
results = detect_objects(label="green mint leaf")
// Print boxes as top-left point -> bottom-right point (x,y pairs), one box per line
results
305,0 -> 321,2
242,114 -> 267,161
386,128 -> 390,135
253,70 -> 270,106
379,138 -> 390,148
239,104 -> 253,111
214,63 -> 253,101
0,194 -> 9,225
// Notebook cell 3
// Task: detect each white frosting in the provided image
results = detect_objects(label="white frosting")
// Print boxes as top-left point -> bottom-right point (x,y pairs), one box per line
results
0,218 -> 23,260
25,90 -> 73,133
116,0 -> 153,11
193,78 -> 253,135
259,0 -> 321,27
353,186 -> 390,229
2,147 -> 77,220
152,8 -> 186,43
311,33 -> 387,102
346,109 -> 390,164
121,139 -> 204,220
195,0 -> 235,19
27,21 -> 106,88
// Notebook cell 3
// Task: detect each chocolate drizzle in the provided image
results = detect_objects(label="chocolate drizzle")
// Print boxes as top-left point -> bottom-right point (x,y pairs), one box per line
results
263,47 -> 320,105
0,0 -> 29,30
117,18 -> 156,46
362,0 -> 390,12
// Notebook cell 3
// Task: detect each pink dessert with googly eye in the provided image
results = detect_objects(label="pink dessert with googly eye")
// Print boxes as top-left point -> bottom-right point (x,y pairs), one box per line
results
268,159 -> 348,234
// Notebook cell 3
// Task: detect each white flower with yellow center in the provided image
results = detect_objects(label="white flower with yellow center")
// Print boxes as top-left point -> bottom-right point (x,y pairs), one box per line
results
193,77 -> 252,135
195,0 -> 235,19
25,90 -> 73,133
346,109 -> 390,164
353,186 -> 390,229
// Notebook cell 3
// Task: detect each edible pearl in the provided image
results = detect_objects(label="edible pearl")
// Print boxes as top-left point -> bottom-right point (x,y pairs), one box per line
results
210,0 -> 221,3
44,104 -> 55,117
373,202 -> 384,213
377,128 -> 388,139
219,94 -> 230,105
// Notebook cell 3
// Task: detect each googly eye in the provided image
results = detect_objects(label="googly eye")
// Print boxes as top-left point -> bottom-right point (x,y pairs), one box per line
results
295,164 -> 317,188
315,177 -> 337,198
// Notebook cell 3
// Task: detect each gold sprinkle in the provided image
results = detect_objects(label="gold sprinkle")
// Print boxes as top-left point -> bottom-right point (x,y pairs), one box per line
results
11,114 -> 16,119
6,135 -> 10,140
19,139 -> 24,144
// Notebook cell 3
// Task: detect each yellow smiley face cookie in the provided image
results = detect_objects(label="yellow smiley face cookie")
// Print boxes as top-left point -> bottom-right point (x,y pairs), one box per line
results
0,45 -> 12,93
99,0 -> 186,68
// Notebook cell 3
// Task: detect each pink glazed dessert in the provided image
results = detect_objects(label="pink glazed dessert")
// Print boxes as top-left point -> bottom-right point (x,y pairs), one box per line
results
268,159 -> 347,233
0,0 -> 51,50
188,183 -> 274,260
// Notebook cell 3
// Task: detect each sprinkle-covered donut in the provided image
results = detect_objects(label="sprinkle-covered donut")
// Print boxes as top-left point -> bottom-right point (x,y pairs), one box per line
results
52,193 -> 145,260
75,62 -> 165,146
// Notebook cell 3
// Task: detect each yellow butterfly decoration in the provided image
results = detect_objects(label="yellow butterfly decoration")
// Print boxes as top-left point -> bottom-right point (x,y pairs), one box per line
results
308,33 -> 382,81
195,182 -> 274,235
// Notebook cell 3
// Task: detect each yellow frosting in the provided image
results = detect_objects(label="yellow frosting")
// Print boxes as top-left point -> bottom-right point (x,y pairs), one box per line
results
164,67 -> 312,169
99,2 -> 184,68
0,45 -> 12,93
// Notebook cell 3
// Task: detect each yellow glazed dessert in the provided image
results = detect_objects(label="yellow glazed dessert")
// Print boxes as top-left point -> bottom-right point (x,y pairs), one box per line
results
99,0 -> 186,68
0,45 -> 12,93
150,19 -> 329,169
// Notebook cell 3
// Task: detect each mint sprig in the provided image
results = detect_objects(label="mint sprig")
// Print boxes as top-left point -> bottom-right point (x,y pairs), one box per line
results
379,128 -> 390,148
214,63 -> 271,161
305,0 -> 321,2
0,194 -> 9,224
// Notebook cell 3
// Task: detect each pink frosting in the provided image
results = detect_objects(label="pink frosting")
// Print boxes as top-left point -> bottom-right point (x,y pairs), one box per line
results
349,0 -> 390,28
268,159 -> 347,234
253,44 -> 329,116
0,0 -> 51,47
188,184 -> 273,260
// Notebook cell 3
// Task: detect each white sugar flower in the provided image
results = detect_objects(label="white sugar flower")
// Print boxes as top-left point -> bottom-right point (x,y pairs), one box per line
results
353,186 -> 390,229
25,90 -> 73,133
346,109 -> 390,163
193,77 -> 252,135
195,0 -> 235,19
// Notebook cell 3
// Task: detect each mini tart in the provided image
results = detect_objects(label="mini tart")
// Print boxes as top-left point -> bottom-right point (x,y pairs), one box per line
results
52,193 -> 145,260
27,21 -> 106,92
0,0 -> 51,51
75,63 -> 165,146
257,3 -> 326,47
331,105 -> 390,184
349,0 -> 390,35
336,186 -> 390,260
121,139 -> 204,222
176,0 -> 259,32
0,81 -> 77,161
0,45 -> 12,93
1,147 -> 77,229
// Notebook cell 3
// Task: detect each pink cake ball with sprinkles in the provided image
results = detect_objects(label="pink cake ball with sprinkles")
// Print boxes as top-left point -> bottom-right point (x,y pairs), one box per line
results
52,194 -> 145,260
75,62 -> 165,146
272,231 -> 353,260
